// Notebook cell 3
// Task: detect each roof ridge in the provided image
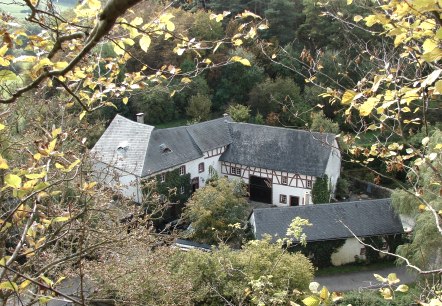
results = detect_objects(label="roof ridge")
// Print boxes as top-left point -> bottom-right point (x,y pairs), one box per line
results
114,114 -> 155,129
230,122 -> 337,137
253,198 -> 391,212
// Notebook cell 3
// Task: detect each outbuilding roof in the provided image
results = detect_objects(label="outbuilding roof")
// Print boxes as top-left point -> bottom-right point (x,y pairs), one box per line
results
251,199 -> 404,242
220,123 -> 336,177
90,115 -> 154,177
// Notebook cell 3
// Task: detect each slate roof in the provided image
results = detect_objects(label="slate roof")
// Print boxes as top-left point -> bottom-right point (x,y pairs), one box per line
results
186,116 -> 233,152
90,115 -> 154,176
220,123 -> 336,177
251,199 -> 404,242
141,127 -> 202,176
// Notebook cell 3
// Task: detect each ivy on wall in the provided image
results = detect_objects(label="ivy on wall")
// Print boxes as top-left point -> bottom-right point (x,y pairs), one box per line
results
290,239 -> 346,268
146,168 -> 192,204
312,175 -> 330,204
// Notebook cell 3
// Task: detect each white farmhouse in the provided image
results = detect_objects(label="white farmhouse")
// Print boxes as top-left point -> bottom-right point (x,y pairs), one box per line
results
91,114 -> 341,206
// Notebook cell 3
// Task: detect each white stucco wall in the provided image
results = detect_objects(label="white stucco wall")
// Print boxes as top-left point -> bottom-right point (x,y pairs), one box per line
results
92,161 -> 142,203
331,238 -> 366,266
324,139 -> 341,193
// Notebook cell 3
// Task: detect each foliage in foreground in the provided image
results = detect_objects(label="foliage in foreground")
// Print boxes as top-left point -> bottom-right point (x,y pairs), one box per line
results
183,177 -> 249,244
88,238 -> 314,305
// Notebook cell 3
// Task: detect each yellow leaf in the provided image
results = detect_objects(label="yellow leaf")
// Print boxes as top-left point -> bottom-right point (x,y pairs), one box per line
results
0,123 -> 4,130
347,0 -> 353,4
434,80 -> 442,94
0,44 -> 8,57
25,171 -> 46,179
54,61 -> 68,70
379,288 -> 393,300
0,281 -> 18,292
52,216 -> 70,223
13,55 -> 36,63
181,77 -> 192,84
87,0 -> 100,10
51,127 -> 62,138
131,17 -> 143,26
113,41 -> 125,56
5,174 -> 21,189
19,280 -> 31,290
387,273 -> 400,284
122,97 -> 129,104
341,90 -> 357,104
79,111 -> 86,121
359,97 -> 378,116
166,20 -> 175,32
230,56 -> 251,66
302,296 -> 320,306
139,35 -> 151,52
354,15 -> 363,22
0,155 -> 8,169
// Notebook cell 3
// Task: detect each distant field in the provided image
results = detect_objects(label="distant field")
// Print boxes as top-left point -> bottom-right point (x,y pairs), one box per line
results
0,0 -> 75,19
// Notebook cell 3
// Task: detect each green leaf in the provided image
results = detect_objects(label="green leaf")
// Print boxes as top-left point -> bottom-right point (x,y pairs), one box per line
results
302,296 -> 320,306
0,281 -> 19,291
5,174 -> 21,189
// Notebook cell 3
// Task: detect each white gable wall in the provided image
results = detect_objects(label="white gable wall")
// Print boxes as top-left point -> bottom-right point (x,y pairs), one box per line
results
331,238 -> 366,266
324,139 -> 341,193
92,161 -> 142,203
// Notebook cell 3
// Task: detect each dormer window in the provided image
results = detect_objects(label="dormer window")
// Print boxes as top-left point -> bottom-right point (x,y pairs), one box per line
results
159,143 -> 172,154
116,141 -> 129,156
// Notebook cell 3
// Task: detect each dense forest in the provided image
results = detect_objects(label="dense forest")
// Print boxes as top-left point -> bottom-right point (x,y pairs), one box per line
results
0,0 -> 441,305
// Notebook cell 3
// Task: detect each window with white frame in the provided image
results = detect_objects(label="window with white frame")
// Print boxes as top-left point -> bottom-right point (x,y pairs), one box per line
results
179,165 -> 186,175
160,173 -> 166,183
180,186 -> 185,194
281,175 -> 288,185
280,194 -> 287,204
198,162 -> 204,173
230,166 -> 241,176
306,179 -> 312,188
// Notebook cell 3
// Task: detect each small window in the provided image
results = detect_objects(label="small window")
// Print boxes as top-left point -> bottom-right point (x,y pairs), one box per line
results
230,166 -> 241,176
180,186 -> 185,194
306,180 -> 312,188
236,167 -> 241,176
179,165 -> 186,176
198,162 -> 205,173
160,173 -> 166,183
360,247 -> 366,256
281,176 -> 288,185
280,194 -> 287,204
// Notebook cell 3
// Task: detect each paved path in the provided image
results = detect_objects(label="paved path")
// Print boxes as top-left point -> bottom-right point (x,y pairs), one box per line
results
315,266 -> 417,292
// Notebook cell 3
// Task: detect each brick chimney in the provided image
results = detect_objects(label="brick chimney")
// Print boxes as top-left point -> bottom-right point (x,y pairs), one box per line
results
136,113 -> 144,124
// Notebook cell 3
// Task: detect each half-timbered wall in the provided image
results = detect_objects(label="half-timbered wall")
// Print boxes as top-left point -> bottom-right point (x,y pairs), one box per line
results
220,161 -> 316,206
